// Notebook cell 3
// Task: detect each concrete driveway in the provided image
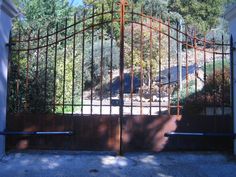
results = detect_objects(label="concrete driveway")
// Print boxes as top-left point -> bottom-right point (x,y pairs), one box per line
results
0,151 -> 236,177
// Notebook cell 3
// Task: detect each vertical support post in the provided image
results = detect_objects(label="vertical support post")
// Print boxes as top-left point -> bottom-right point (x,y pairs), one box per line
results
0,0 -> 18,157
118,0 -> 127,156
225,4 -> 236,155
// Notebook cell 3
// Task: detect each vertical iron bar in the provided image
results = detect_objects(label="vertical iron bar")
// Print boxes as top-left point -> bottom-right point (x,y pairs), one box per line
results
35,29 -> 41,140
149,11 -> 153,116
63,18 -> 68,115
69,14 -> 76,145
44,27 -> 49,145
168,18 -> 171,115
158,18 -> 162,114
185,27 -> 189,97
130,4 -> 134,116
36,29 -> 40,112
213,37 -> 216,116
36,30 -> 40,79
194,32 -> 197,99
53,24 -> 58,114
176,22 -> 180,116
100,4 -> 104,115
110,2 -> 114,115
44,27 -> 49,112
222,35 -> 225,117
119,0 -> 127,156
140,6 -> 144,115
204,33 -> 207,116
7,31 -> 12,113
230,35 -> 234,126
212,37 -> 217,133
25,33 -> 30,112
72,14 -> 76,115
16,31 -> 21,112
81,10 -> 85,115
91,6 -> 95,115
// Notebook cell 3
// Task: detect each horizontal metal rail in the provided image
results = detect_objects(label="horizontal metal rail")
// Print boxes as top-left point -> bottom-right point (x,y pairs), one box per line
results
165,132 -> 235,138
0,131 -> 73,135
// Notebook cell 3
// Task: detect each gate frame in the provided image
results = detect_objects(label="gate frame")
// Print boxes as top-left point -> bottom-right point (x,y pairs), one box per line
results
3,0 -> 235,154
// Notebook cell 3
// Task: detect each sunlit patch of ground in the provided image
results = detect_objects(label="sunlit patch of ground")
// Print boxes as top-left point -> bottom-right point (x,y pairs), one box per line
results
0,151 -> 236,177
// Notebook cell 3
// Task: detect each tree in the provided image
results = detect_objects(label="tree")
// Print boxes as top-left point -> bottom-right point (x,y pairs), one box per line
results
9,0 -> 78,113
13,0 -> 76,32
168,0 -> 227,33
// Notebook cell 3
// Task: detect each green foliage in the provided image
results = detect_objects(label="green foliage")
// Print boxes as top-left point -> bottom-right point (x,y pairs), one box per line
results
183,67 -> 231,115
137,0 -> 176,21
9,0 -> 78,113
171,80 -> 196,106
205,58 -> 230,75
9,0 -> 121,113
168,0 -> 227,33
13,0 -> 76,32
9,0 -> 232,114
171,56 -> 231,115
81,0 -> 121,40
124,21 -> 170,86
83,32 -> 120,89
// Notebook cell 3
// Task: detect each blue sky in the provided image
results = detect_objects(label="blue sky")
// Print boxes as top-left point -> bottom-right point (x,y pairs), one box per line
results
69,0 -> 83,6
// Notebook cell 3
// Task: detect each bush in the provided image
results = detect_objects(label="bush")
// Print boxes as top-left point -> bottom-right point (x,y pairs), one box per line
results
182,67 -> 230,115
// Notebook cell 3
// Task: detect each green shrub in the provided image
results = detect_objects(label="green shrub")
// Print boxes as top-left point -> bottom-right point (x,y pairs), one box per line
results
183,67 -> 230,115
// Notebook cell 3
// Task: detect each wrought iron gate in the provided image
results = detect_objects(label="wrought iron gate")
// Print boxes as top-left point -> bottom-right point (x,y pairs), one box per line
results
6,0 -> 233,153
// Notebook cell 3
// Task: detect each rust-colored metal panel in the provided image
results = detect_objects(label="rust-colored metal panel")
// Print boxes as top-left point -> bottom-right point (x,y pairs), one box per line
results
122,115 -> 181,152
6,113 -> 233,152
6,113 -> 120,152
166,114 -> 233,151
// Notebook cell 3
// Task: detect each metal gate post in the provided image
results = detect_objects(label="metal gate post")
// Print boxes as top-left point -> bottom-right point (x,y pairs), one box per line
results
118,0 -> 127,156
0,0 -> 18,157
225,4 -> 236,155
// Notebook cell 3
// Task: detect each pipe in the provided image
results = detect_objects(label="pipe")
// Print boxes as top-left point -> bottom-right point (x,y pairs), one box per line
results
165,132 -> 236,138
0,131 -> 73,135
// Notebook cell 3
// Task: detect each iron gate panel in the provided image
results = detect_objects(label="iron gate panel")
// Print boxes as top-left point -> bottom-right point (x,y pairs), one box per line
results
6,0 -> 233,153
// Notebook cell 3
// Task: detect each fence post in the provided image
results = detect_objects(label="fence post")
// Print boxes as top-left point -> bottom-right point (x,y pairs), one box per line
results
225,3 -> 236,155
0,0 -> 18,157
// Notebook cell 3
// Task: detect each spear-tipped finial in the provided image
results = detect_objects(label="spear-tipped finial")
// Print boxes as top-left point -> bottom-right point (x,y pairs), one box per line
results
117,0 -> 128,6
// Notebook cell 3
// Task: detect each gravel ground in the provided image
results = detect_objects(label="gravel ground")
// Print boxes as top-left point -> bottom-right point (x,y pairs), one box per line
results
0,151 -> 236,177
